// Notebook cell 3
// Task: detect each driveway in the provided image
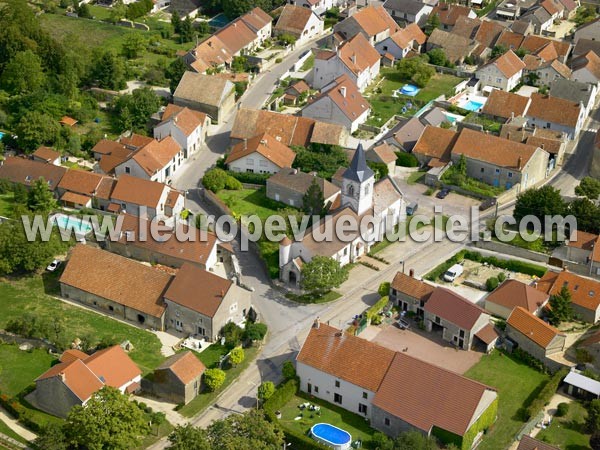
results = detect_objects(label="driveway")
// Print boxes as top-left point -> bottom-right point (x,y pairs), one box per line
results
369,323 -> 483,374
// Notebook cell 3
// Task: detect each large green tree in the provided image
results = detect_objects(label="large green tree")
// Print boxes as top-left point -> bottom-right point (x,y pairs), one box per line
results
514,185 -> 567,233
396,56 -> 434,87
27,177 -> 56,212
89,49 -> 126,90
15,110 -> 61,152
33,424 -> 68,450
165,58 -> 188,93
301,256 -> 348,295
568,197 -> 600,234
303,178 -> 325,216
111,87 -> 161,132
167,424 -> 211,450
292,143 -> 348,179
1,50 -> 45,94
65,387 -> 149,450
546,285 -> 574,326
576,177 -> 600,200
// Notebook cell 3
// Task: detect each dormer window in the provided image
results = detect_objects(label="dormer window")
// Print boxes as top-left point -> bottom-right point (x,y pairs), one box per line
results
347,184 -> 354,196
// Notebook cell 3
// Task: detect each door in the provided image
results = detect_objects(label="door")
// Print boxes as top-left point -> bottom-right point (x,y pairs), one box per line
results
176,320 -> 183,331
307,383 -> 312,394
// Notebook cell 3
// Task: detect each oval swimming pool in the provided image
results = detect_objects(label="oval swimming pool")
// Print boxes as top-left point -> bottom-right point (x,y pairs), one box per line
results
400,84 -> 418,95
311,423 -> 352,450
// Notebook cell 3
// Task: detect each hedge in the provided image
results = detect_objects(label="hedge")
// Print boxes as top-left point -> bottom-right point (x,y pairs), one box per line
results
366,296 -> 389,322
525,368 -> 568,420
263,379 -> 299,416
512,348 -> 546,373
425,250 -> 466,281
228,171 -> 270,185
396,152 -> 419,167
0,389 -> 44,433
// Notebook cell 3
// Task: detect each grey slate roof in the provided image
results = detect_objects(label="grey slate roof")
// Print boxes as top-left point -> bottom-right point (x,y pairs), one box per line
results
549,78 -> 595,107
343,143 -> 374,182
421,107 -> 448,127
384,0 -> 428,15
573,38 -> 600,58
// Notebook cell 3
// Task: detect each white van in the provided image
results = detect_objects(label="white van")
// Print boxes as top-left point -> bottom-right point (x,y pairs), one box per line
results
443,264 -> 464,282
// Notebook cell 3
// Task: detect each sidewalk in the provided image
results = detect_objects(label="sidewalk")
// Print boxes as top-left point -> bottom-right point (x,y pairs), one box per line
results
0,406 -> 36,442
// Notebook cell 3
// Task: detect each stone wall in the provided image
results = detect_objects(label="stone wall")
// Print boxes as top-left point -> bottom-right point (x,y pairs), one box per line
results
471,240 -> 550,263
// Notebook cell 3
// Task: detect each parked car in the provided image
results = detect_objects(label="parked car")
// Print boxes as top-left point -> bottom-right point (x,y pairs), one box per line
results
443,263 -> 464,282
396,318 -> 410,330
479,197 -> 497,211
436,188 -> 450,199
406,202 -> 419,216
46,260 -> 61,272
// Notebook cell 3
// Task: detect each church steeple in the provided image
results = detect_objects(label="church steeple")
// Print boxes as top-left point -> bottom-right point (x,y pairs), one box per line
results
341,143 -> 374,215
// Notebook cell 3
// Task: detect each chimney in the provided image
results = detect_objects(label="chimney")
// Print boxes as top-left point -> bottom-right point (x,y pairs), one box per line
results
292,168 -> 298,174
244,138 -> 247,150
313,317 -> 320,329
220,289 -> 225,297
409,268 -> 414,278
517,156 -> 523,170
340,86 -> 347,98
59,372 -> 66,382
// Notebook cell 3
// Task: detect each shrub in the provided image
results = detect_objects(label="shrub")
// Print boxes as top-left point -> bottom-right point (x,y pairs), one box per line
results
282,361 -> 296,381
263,379 -> 298,416
513,348 -> 546,373
498,272 -> 507,282
525,368 -> 568,420
221,322 -> 243,348
204,368 -> 226,391
229,347 -> 245,366
227,171 -> 270,185
202,168 -> 229,192
366,295 -> 390,322
378,281 -> 390,298
258,381 -> 275,402
556,402 -> 569,417
486,277 -> 499,291
244,322 -> 268,341
396,152 -> 419,167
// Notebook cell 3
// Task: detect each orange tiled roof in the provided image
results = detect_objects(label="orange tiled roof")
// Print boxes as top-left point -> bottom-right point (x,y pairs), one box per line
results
412,125 -> 458,162
507,306 -> 563,348
390,272 -> 434,302
482,90 -> 530,120
486,279 -> 549,314
536,270 -> 600,313
156,351 -> 206,384
526,93 -> 582,128
226,132 -> 296,168
338,33 -> 381,76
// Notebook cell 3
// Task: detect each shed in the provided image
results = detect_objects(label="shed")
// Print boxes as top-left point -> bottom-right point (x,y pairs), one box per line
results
564,370 -> 600,399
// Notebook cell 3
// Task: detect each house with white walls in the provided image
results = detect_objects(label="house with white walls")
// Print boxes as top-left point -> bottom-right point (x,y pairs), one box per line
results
153,104 -> 211,158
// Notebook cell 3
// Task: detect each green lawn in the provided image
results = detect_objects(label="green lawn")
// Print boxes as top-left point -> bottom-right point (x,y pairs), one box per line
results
178,345 -> 260,417
285,290 -> 342,304
463,113 -> 503,134
0,274 -> 164,374
365,68 -> 463,126
0,345 -> 56,397
536,400 -> 590,449
0,418 -> 28,444
406,171 -> 426,185
279,394 -> 376,448
0,193 -> 15,217
465,352 -> 550,450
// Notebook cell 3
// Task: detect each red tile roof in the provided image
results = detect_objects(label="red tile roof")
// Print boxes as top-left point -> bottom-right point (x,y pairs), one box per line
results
350,5 -> 399,37
84,345 -> 141,388
161,104 -> 208,137
156,351 -> 206,384
484,49 -> 525,78
526,93 -> 582,128
507,306 -> 564,348
390,272 -> 434,302
33,146 -> 60,163
57,169 -> 105,196
482,90 -> 530,120
0,156 -> 66,188
226,132 -> 296,168
337,33 -> 381,76
536,270 -> 600,313
486,279 -> 549,314
425,287 -> 488,330
431,3 -> 474,26
110,174 -> 168,209
412,126 -> 458,163
296,323 -> 396,391
310,75 -> 370,121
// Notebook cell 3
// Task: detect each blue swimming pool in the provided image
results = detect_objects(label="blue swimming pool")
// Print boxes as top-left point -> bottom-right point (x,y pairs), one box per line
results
0,131 -> 5,140
400,84 -> 420,97
53,214 -> 93,235
461,100 -> 484,112
311,423 -> 352,450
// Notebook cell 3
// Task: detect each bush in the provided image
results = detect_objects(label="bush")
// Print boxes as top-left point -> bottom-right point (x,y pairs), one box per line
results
229,347 -> 245,366
378,281 -> 390,298
221,322 -> 243,348
227,170 -> 270,185
513,348 -> 546,373
486,277 -> 499,291
556,402 -> 569,417
263,379 -> 298,416
258,381 -> 275,402
498,272 -> 507,282
396,152 -> 419,167
202,168 -> 242,193
366,295 -> 390,323
282,361 -> 296,381
204,368 -> 226,391
243,322 -> 268,341
525,368 -> 568,420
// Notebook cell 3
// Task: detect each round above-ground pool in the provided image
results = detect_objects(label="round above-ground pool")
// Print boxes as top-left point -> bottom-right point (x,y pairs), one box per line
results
311,423 -> 352,450
400,84 -> 419,95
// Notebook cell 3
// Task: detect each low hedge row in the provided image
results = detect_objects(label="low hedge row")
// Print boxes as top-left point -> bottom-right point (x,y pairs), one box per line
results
0,390 -> 43,433
425,250 -> 466,281
366,296 -> 389,322
228,171 -> 270,185
525,368 -> 568,421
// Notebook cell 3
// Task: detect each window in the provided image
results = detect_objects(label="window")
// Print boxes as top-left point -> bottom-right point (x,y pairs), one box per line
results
480,167 -> 485,173
495,168 -> 500,174
362,392 -> 368,399
344,248 -> 348,256
109,305 -> 114,312
334,393 -> 343,404
508,172 -> 513,178
247,158 -> 254,165
314,386 -> 319,393
384,417 -> 391,427
359,403 -> 368,414
496,78 -> 502,83
198,326 -> 206,336
435,316 -> 441,324
335,380 -> 340,388
347,184 -> 354,196
459,329 -> 465,338
364,184 -> 369,195
125,167 -> 131,174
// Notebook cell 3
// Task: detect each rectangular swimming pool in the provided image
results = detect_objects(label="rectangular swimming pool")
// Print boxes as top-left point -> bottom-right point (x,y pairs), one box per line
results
53,214 -> 93,235
461,100 -> 484,112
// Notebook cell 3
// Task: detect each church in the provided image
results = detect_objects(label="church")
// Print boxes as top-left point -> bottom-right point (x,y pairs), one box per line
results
279,143 -> 406,286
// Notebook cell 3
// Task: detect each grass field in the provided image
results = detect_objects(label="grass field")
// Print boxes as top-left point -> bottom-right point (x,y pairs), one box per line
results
279,393 -> 376,448
465,352 -> 550,450
0,418 -> 28,444
365,68 -> 463,126
536,400 -> 590,449
406,171 -> 426,185
0,193 -> 15,218
178,345 -> 259,417
0,345 -> 56,397
0,274 -> 164,374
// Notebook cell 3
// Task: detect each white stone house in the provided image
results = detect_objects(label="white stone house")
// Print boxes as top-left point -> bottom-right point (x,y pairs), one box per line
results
476,50 -> 525,91
114,137 -> 183,184
287,0 -> 347,16
274,4 -> 324,45
226,133 -> 296,174
153,104 -> 211,158
375,23 -> 427,60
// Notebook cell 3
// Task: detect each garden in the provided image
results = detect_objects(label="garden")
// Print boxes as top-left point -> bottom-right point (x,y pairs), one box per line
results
465,352 -> 550,450
536,400 -> 590,449
365,66 -> 463,126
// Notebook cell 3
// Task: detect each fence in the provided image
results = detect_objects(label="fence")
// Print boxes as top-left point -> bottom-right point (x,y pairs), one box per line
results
471,240 -> 550,263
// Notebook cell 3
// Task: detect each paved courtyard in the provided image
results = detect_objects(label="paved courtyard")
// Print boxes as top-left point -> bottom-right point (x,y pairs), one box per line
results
367,323 -> 483,374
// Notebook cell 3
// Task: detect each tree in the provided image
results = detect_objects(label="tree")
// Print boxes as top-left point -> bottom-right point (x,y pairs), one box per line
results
427,48 -> 447,66
222,0 -> 254,18
292,143 -> 348,179
89,50 -> 126,90
122,34 -> 146,59
282,361 -> 296,380
165,58 -> 188,93
77,3 -> 92,18
591,431 -> 600,450
394,431 -> 439,450
15,111 -> 61,152
204,368 -> 226,391
34,424 -> 68,450
491,45 -> 508,59
378,281 -> 390,298
109,0 -> 127,22
568,197 -> 600,234
425,13 -> 440,35
279,33 -> 297,46
576,177 -> 600,200
370,432 -> 394,450
27,178 -> 56,212
367,161 -> 389,180
229,346 -> 245,366
179,16 -> 195,43
546,284 -> 574,326
396,57 -> 434,87
206,410 -> 284,449
221,321 -> 243,348
167,424 -> 211,450
257,381 -> 275,402
303,179 -> 325,216
171,9 -> 182,34
65,387 -> 149,450
514,186 -> 567,233
231,56 -> 249,73
588,399 -> 600,433
243,322 -> 268,341
1,50 -> 45,95
301,256 -> 349,295
111,87 -> 161,132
